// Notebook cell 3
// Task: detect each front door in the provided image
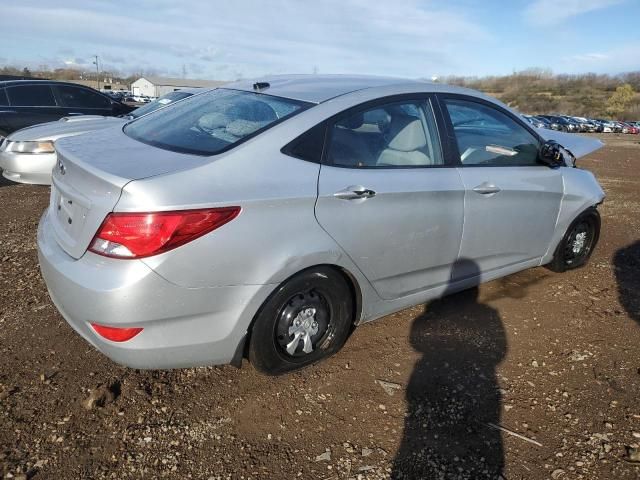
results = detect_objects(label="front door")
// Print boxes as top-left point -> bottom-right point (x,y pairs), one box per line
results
315,97 -> 465,300
53,85 -> 114,117
440,96 -> 563,277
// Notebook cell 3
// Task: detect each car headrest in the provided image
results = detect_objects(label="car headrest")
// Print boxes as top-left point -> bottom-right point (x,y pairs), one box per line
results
197,112 -> 229,130
387,116 -> 427,152
225,119 -> 269,138
339,112 -> 365,130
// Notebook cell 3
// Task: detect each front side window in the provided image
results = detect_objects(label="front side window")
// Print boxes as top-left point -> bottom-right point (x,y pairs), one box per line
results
326,100 -> 443,168
444,98 -> 540,166
7,85 -> 56,107
125,89 -> 309,155
56,86 -> 111,109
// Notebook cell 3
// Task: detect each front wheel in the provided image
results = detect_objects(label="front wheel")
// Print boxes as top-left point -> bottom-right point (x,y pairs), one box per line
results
547,208 -> 600,272
249,267 -> 354,375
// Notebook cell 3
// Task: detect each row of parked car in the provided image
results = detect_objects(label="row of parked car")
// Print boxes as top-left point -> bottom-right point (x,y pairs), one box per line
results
523,114 -> 640,134
101,90 -> 156,104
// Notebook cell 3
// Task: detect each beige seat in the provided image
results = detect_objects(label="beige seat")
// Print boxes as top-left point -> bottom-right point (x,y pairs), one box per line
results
376,116 -> 430,166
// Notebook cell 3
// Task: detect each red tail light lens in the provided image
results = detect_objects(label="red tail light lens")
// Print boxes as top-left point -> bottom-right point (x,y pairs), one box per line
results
91,323 -> 143,342
89,207 -> 240,259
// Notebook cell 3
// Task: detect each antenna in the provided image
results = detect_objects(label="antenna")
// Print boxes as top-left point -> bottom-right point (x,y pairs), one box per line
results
253,82 -> 270,91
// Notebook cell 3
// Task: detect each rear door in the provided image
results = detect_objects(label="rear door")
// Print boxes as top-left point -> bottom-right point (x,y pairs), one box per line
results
314,96 -> 464,300
5,84 -> 64,132
53,85 -> 115,117
439,95 -> 563,277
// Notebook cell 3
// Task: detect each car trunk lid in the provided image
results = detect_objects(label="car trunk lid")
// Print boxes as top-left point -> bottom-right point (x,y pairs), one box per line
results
49,126 -> 209,259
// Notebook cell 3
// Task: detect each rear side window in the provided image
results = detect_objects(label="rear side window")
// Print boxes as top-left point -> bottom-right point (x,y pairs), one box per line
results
55,86 -> 111,109
125,89 -> 309,156
444,98 -> 540,167
7,85 -> 57,107
0,89 -> 7,106
326,100 -> 443,168
282,122 -> 326,163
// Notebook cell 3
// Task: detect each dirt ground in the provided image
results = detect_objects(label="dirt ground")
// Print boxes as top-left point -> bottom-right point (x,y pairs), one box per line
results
1,133 -> 639,480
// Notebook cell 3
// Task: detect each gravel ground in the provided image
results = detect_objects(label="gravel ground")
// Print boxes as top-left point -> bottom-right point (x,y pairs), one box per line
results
1,133 -> 639,479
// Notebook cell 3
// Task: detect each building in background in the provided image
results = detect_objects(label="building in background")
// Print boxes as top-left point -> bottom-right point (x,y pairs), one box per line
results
131,76 -> 226,97
69,79 -> 129,91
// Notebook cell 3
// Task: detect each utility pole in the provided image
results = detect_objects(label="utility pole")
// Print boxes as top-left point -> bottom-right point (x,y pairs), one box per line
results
93,55 -> 100,89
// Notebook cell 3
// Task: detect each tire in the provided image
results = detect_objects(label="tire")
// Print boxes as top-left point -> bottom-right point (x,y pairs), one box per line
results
547,208 -> 600,273
249,267 -> 353,375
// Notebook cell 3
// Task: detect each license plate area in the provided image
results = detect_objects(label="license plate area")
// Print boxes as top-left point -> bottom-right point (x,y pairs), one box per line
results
50,182 -> 90,240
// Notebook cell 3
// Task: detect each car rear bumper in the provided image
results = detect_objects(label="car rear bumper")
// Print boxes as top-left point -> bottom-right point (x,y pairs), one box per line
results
37,211 -> 273,369
0,151 -> 55,185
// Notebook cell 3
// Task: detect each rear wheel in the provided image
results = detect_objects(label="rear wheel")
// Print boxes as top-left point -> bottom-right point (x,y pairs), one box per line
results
249,267 -> 353,375
548,208 -> 600,272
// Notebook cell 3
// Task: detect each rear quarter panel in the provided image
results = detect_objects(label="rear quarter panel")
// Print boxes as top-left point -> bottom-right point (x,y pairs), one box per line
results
115,132 -> 382,320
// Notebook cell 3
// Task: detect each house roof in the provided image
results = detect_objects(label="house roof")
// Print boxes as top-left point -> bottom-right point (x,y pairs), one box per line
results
135,76 -> 226,88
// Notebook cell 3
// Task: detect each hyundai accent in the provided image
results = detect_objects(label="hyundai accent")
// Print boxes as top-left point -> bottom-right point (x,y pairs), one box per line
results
37,75 -> 605,375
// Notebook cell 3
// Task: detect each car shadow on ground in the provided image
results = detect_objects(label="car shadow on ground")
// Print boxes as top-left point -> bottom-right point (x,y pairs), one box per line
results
392,259 -> 511,479
614,240 -> 640,324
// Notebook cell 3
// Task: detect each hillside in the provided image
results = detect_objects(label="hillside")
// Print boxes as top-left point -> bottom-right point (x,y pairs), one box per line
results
441,70 -> 640,120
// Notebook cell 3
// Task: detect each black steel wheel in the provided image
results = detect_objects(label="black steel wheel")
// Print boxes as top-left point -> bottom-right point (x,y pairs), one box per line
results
548,208 -> 600,272
249,267 -> 353,375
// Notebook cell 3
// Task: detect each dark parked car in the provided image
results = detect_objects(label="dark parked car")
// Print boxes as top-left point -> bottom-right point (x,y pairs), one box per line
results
523,114 -> 547,128
538,115 -> 572,132
0,80 -> 135,139
558,116 -> 580,133
532,115 -> 552,129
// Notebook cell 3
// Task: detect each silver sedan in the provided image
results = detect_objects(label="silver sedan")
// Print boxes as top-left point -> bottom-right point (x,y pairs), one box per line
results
37,75 -> 605,375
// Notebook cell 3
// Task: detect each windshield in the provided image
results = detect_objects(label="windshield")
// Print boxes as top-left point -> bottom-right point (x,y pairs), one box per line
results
124,89 -> 310,155
128,90 -> 194,119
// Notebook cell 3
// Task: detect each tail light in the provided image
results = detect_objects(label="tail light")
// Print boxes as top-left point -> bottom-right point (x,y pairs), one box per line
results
91,323 -> 143,342
89,207 -> 240,259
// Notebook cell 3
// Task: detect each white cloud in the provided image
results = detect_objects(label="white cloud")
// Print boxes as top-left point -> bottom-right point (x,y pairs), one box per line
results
525,0 -> 626,26
569,52 -> 609,62
562,46 -> 640,73
0,0 -> 489,79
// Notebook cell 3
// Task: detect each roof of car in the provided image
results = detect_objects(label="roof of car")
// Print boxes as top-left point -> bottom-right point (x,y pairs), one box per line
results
224,74 -> 433,104
224,74 -> 504,106
168,87 -> 205,95
0,79 -> 99,89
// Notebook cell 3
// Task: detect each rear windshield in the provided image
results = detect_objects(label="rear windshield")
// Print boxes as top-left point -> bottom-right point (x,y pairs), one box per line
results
129,90 -> 194,119
124,89 -> 310,155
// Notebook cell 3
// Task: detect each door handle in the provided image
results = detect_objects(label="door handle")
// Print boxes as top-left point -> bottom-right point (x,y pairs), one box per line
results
472,183 -> 501,195
333,185 -> 377,200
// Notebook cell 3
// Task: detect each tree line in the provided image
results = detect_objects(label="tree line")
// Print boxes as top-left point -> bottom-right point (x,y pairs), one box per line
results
438,69 -> 640,120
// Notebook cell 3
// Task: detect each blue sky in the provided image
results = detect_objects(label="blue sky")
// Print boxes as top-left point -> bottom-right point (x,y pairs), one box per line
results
1,0 -> 639,80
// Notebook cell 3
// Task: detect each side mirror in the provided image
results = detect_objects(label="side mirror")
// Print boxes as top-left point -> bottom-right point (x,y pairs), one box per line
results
538,140 -> 566,168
